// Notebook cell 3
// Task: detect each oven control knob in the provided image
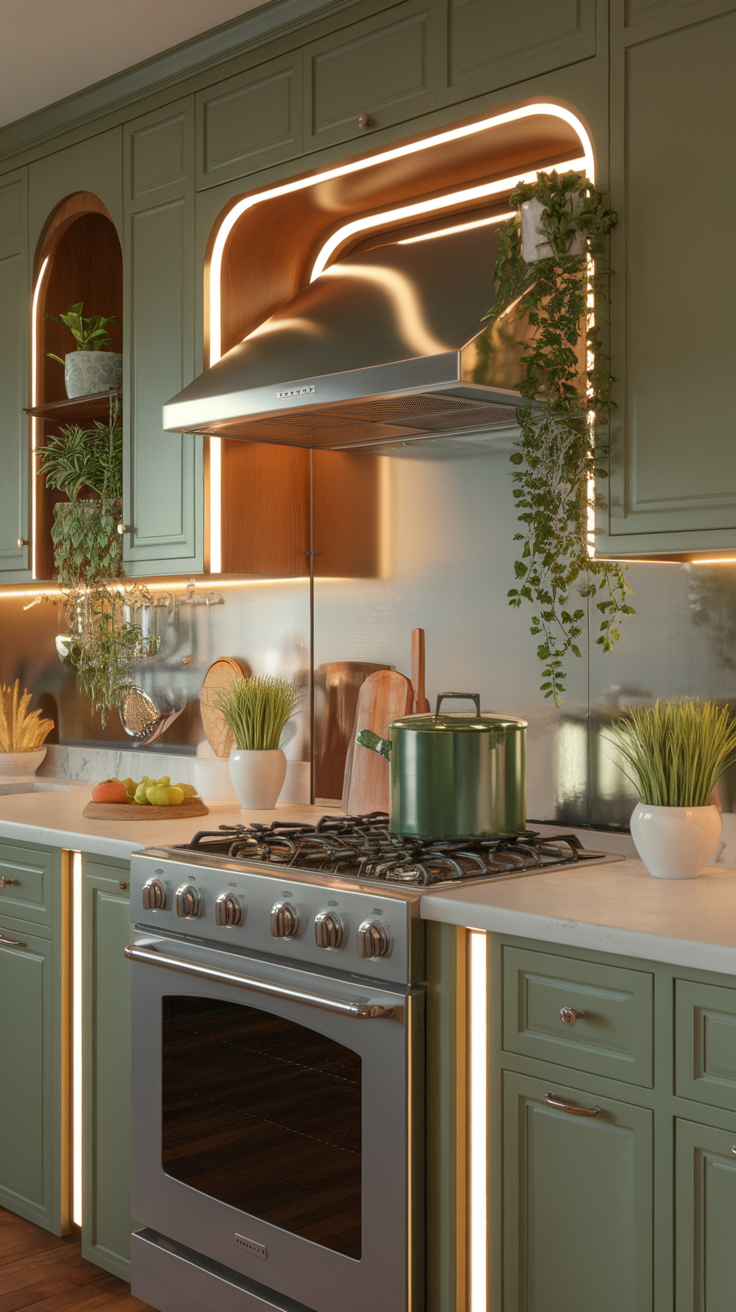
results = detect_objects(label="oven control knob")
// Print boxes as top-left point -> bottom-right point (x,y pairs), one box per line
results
270,902 -> 300,939
175,884 -> 202,918
215,892 -> 243,928
314,911 -> 344,950
142,877 -> 168,912
357,919 -> 391,960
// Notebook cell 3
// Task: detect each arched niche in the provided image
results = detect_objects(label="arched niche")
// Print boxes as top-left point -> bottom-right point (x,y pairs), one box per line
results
32,194 -> 123,579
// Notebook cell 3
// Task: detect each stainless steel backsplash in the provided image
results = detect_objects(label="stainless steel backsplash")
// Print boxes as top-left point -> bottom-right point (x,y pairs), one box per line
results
1,441 -> 734,828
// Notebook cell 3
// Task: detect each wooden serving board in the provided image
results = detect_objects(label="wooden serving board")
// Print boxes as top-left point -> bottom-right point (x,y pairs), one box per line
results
83,798 -> 209,821
343,669 -> 413,816
200,656 -> 250,759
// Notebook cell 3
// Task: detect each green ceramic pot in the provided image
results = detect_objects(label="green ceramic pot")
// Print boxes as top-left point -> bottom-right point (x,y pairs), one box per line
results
358,692 -> 527,838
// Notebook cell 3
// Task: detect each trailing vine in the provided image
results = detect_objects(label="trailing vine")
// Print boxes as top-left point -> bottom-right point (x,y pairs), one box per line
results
484,170 -> 635,705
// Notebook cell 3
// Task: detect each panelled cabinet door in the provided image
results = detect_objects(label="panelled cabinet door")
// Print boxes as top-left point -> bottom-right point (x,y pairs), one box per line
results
123,97 -> 203,575
196,51 -> 303,190
82,857 -> 135,1279
675,1118 -> 736,1312
0,168 -> 30,581
503,1071 -> 653,1312
604,5 -> 736,555
448,0 -> 596,97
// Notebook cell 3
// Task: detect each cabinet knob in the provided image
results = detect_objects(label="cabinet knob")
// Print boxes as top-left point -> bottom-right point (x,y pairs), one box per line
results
117,523 -> 131,535
270,902 -> 300,938
17,538 -> 28,548
560,1006 -> 584,1026
357,113 -> 374,128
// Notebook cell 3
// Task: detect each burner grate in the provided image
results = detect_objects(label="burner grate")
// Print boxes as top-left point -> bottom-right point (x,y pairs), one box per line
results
183,815 -> 605,887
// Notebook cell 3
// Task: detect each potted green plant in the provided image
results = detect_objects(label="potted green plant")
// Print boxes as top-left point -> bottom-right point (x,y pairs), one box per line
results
213,675 -> 301,809
608,697 -> 736,879
46,301 -> 121,399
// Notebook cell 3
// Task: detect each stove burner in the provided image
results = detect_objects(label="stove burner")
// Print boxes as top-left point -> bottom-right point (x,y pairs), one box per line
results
184,815 -> 607,888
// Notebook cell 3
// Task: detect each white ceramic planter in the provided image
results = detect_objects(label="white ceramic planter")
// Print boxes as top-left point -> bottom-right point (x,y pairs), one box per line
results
64,350 -> 122,398
228,748 -> 287,810
0,748 -> 46,780
630,803 -> 722,879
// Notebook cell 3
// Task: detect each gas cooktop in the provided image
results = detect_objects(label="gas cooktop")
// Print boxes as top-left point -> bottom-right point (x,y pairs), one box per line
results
173,812 -> 611,889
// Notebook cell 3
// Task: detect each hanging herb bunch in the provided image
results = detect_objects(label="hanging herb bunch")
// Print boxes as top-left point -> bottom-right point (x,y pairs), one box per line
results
38,392 -> 159,723
484,169 -> 635,705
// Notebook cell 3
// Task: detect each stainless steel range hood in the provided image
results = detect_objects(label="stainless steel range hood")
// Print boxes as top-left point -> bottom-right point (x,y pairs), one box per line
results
164,218 -> 531,451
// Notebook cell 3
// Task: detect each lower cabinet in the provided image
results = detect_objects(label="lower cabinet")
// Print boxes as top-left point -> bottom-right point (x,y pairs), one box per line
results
82,855 -> 135,1279
503,1071 -> 653,1312
675,1118 -> 736,1312
0,842 -> 68,1234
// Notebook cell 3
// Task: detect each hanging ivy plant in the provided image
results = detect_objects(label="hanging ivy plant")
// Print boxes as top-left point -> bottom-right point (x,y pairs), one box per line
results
484,169 -> 635,705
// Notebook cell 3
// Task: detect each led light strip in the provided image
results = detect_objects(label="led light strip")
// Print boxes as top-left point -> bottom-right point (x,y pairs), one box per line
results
396,212 -> 515,244
469,930 -> 488,1312
31,257 -> 50,579
72,851 -> 83,1228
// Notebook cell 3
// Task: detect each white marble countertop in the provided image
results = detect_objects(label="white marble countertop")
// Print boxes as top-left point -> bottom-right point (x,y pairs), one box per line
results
420,856 -> 736,975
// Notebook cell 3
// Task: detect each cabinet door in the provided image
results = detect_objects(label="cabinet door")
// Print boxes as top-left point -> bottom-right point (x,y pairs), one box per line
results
675,1118 -> 736,1312
0,908 -> 68,1235
82,857 -> 135,1279
0,168 -> 30,581
448,0 -> 596,97
503,1070 -> 653,1312
603,5 -> 736,555
196,51 -> 303,190
123,98 -> 203,574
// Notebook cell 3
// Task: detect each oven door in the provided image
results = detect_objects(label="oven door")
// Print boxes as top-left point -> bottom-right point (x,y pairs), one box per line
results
128,933 -> 423,1312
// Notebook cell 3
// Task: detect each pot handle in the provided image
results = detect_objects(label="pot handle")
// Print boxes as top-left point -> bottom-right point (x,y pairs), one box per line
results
356,728 -> 392,761
436,692 -> 481,717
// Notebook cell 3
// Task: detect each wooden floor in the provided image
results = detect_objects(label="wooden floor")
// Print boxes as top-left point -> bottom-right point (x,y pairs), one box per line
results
0,1208 -> 153,1311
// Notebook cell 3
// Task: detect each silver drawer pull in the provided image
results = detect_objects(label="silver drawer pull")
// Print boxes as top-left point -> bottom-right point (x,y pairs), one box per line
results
544,1091 -> 601,1117
0,933 -> 27,948
560,1006 -> 585,1026
0,877 -> 19,887
123,944 -> 402,1019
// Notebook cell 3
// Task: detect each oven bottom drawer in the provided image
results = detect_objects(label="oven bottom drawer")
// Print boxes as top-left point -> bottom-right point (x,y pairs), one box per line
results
131,1229 -> 314,1312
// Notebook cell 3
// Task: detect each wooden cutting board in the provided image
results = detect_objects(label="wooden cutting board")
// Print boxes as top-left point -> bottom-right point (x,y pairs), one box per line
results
83,798 -> 209,821
313,660 -> 392,801
342,669 -> 413,816
200,656 -> 250,759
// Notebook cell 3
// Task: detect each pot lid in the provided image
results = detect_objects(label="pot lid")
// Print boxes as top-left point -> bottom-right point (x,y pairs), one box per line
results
390,692 -> 527,733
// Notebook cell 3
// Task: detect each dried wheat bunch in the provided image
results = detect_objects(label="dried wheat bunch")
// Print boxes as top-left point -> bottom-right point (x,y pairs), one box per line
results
0,680 -> 54,752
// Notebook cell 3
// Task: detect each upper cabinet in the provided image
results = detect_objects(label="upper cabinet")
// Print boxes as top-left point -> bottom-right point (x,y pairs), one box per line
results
123,98 -> 202,575
0,168 -> 31,583
196,52 -> 303,191
601,0 -> 736,558
447,0 -> 596,97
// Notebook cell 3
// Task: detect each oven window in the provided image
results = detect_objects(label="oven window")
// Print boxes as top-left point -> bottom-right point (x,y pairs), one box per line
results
162,996 -> 362,1259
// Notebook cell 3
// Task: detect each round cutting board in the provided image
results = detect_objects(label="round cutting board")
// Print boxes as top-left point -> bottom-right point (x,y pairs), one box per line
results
83,798 -> 209,821
200,657 -> 249,759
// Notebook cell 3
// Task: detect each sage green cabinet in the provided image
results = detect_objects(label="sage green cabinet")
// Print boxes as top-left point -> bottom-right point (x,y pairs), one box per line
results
0,168 -> 30,582
0,841 -> 68,1236
675,1117 -> 736,1312
196,52 -> 303,189
603,2 -> 736,555
81,855 -> 135,1279
123,97 -> 203,575
447,0 -> 596,98
503,1070 -> 653,1312
675,978 -> 736,1115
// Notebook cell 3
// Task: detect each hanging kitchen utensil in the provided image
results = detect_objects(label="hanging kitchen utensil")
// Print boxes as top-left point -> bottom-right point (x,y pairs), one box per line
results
411,628 -> 430,714
200,657 -> 250,759
119,688 -> 185,747
343,669 -> 413,815
357,691 -> 527,838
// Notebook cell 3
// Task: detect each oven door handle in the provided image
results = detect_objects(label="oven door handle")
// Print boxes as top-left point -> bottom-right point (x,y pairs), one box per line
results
123,943 -> 403,1019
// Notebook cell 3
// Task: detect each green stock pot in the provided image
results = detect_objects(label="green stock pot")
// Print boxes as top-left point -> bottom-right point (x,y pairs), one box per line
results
357,692 -> 527,838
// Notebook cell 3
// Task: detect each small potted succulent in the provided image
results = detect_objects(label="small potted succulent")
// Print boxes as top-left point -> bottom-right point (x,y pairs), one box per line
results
213,675 -> 301,810
609,697 -> 736,879
0,680 -> 54,779
46,301 -> 121,398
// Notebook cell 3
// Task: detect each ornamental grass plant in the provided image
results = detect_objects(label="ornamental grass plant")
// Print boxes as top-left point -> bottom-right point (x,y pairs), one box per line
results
608,697 -> 736,808
214,675 -> 301,751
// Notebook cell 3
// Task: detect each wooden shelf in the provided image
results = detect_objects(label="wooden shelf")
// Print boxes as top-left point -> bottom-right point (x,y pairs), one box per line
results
24,390 -> 118,423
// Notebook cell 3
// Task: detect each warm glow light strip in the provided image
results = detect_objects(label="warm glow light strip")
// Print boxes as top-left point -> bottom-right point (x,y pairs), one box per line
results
209,437 -> 222,574
310,159 -> 585,280
469,930 -> 488,1312
690,557 -> 736,564
397,212 -> 515,244
72,851 -> 83,1229
31,257 -> 50,579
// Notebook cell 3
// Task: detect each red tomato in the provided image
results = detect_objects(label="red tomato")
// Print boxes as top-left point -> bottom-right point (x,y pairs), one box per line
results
92,779 -> 128,804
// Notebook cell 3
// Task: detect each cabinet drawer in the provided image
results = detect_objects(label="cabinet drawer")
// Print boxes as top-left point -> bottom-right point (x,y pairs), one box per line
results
304,0 -> 443,151
0,842 -> 55,927
675,979 -> 736,1113
503,947 -> 654,1087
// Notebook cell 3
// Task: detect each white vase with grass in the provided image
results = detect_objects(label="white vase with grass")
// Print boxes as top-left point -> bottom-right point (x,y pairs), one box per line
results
608,698 -> 736,879
213,674 -> 300,811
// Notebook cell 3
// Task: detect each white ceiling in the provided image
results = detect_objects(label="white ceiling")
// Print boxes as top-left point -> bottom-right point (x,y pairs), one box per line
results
0,0 -> 267,129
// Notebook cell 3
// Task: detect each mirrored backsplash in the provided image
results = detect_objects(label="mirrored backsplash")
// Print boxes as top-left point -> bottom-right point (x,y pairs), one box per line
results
1,440 -> 735,828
